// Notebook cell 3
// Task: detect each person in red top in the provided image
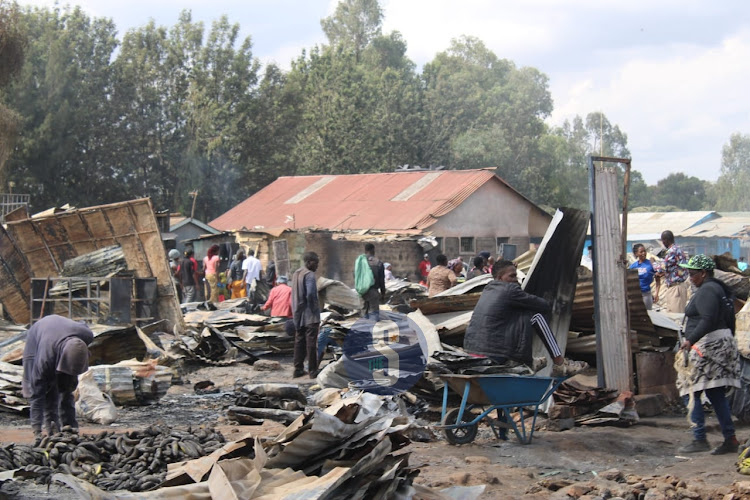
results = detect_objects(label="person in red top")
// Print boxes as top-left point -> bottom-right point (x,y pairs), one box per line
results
262,275 -> 294,336
418,254 -> 431,283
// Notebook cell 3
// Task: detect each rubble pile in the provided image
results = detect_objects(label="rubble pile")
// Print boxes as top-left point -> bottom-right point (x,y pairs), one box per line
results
54,394 -> 439,498
228,383 -> 307,424
0,425 -> 225,492
527,469 -> 750,499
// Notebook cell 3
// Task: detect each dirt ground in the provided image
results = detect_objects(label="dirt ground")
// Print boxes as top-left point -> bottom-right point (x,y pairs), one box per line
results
0,356 -> 747,499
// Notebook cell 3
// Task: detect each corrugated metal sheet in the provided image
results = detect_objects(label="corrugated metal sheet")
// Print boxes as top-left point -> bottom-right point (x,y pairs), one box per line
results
625,211 -> 718,237
680,217 -> 750,238
210,169 -> 545,232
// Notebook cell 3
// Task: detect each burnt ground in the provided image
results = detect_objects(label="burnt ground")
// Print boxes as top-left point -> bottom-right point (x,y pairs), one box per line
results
0,356 -> 748,499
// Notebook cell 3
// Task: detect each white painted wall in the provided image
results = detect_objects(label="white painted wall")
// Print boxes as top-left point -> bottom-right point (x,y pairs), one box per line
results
431,180 -> 551,255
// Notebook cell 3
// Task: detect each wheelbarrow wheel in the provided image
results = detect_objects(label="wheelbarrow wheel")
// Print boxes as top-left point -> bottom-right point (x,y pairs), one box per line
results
442,408 -> 478,445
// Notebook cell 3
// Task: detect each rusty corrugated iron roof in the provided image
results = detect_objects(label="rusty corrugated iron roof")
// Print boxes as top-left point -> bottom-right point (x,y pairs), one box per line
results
210,169 -> 544,232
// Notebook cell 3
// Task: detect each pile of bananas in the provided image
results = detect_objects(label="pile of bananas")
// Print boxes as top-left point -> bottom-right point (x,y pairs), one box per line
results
0,424 -> 225,492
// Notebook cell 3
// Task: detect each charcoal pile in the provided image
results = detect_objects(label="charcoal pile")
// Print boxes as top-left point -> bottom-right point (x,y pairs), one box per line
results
0,424 -> 225,492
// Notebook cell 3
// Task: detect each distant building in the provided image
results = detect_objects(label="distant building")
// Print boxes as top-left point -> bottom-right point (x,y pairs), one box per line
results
593,211 -> 750,260
169,215 -> 221,255
208,169 -> 553,283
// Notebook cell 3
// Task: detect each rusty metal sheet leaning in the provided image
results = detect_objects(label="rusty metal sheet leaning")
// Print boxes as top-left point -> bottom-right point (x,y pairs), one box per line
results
523,208 -> 590,377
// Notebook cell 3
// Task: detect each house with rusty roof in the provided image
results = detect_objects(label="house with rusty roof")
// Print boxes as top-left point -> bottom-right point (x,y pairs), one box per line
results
211,168 -> 551,270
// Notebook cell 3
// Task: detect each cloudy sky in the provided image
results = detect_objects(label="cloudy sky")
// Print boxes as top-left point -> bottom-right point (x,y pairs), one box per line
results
18,0 -> 750,185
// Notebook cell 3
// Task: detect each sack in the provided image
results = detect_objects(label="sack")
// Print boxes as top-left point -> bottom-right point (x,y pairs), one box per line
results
75,371 -> 118,425
354,254 -> 374,295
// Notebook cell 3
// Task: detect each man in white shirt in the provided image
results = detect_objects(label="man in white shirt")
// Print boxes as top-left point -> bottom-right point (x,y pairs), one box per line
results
241,249 -> 263,309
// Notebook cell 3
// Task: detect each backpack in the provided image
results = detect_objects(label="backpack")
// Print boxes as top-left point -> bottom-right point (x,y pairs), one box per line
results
712,279 -> 736,333
720,293 -> 736,334
354,254 -> 375,295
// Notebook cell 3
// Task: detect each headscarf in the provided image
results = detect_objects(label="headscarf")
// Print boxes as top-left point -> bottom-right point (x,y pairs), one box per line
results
447,259 -> 461,272
56,337 -> 90,376
277,275 -> 289,284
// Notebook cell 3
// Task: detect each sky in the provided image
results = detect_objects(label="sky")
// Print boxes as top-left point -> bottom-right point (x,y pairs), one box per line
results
17,0 -> 750,185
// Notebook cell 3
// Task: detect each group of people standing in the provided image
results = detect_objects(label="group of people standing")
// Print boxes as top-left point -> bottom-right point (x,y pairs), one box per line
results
422,251 -> 495,297
628,230 -> 689,313
171,246 -> 267,305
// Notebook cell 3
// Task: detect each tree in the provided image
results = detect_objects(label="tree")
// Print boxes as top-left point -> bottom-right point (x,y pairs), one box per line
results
182,15 -> 260,219
420,36 -> 554,201
3,5 -> 118,210
287,5 -> 421,177
649,173 -> 709,211
0,0 -> 26,187
545,112 -> 635,210
715,133 -> 750,211
320,0 -> 382,62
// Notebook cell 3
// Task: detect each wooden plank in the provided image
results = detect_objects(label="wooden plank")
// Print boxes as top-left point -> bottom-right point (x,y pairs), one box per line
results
590,161 -> 632,393
409,293 -> 481,315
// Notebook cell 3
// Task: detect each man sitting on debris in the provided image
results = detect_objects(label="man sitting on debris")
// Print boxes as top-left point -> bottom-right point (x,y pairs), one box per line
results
22,315 -> 94,440
464,260 -> 564,370
292,252 -> 321,378
262,275 -> 294,337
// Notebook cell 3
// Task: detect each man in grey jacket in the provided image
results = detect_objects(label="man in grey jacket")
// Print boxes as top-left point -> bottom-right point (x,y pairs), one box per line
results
291,252 -> 321,378
464,260 -> 564,368
22,315 -> 93,438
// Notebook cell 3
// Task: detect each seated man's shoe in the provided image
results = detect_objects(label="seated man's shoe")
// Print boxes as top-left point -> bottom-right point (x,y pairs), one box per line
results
678,439 -> 710,453
711,436 -> 740,455
292,369 -> 305,378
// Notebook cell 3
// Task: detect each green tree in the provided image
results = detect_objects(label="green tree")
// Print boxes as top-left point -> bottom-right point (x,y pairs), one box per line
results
545,112 -> 636,209
183,15 -> 260,219
287,3 -> 421,177
320,0 -> 382,62
420,36 -> 553,201
650,173 -> 709,211
0,0 -> 26,187
3,5 -> 118,209
715,133 -> 750,211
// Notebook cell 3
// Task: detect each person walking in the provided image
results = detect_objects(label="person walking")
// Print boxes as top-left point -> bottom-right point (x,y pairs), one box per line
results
675,254 -> 740,455
291,252 -> 321,378
355,243 -> 385,322
22,315 -> 93,439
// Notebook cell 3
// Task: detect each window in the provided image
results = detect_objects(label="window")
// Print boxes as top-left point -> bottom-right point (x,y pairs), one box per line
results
500,244 -> 517,260
460,237 -> 474,254
496,237 -> 509,255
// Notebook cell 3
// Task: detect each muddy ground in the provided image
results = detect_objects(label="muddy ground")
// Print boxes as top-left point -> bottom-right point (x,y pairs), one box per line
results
0,356 -> 747,499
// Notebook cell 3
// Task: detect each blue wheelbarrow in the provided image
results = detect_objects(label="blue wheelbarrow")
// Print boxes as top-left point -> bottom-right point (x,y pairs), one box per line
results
436,374 -> 566,445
